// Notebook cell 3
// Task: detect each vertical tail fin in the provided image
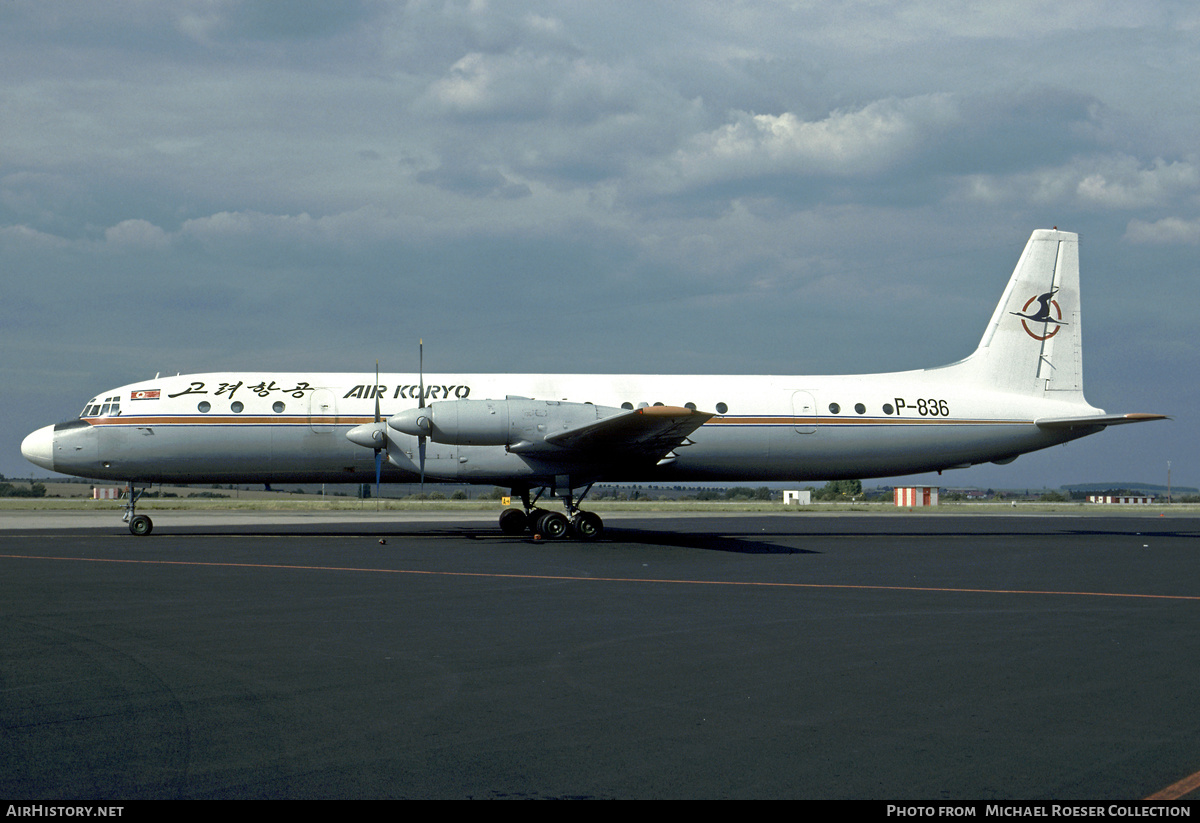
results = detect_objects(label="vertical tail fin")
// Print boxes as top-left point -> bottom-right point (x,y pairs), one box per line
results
960,229 -> 1084,397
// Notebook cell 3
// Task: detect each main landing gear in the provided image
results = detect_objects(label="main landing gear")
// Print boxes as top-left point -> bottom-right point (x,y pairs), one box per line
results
498,485 -> 604,541
123,483 -> 153,536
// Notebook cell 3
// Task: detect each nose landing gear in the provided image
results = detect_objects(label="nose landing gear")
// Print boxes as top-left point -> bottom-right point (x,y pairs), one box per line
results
123,483 -> 153,536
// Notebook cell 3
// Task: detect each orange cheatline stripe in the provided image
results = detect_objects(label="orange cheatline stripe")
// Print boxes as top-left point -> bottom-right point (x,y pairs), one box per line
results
1146,769 -> 1200,800
87,415 -> 1032,428
87,416 -> 375,426
2,554 -> 1200,601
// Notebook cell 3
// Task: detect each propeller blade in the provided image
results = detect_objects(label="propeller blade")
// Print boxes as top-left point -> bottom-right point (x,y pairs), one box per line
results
373,360 -> 383,499
374,360 -> 381,422
418,340 -> 426,487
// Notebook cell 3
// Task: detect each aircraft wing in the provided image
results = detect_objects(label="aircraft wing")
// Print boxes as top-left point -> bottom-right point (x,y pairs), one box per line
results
1035,412 -> 1168,431
537,405 -> 713,461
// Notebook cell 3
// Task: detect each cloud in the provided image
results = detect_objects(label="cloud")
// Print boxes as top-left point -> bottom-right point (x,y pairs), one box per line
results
176,208 -> 422,257
1125,216 -> 1200,244
175,0 -> 385,45
0,223 -> 71,250
1074,157 -> 1200,208
961,155 -> 1200,210
676,96 -> 960,181
104,219 -> 171,251
416,163 -> 532,199
421,48 -> 648,126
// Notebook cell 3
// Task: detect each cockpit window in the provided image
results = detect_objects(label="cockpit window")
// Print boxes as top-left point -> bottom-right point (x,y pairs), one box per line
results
82,396 -> 120,418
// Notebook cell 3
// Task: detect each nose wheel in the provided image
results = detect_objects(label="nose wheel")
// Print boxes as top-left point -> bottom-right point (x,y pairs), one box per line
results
122,483 -> 153,536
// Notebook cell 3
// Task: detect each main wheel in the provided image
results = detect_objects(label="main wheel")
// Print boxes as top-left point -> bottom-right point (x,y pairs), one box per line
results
498,508 -> 529,535
571,511 -> 603,541
534,511 -> 569,539
129,514 -> 153,536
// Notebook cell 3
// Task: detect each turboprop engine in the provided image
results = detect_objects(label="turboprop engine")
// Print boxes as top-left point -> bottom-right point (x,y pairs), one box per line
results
387,398 -> 624,453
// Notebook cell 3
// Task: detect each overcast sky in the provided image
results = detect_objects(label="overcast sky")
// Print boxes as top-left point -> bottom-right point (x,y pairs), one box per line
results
3,1 -> 1195,489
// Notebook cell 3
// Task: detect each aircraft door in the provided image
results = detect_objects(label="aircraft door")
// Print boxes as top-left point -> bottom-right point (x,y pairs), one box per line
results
309,390 -> 337,433
792,391 -> 817,434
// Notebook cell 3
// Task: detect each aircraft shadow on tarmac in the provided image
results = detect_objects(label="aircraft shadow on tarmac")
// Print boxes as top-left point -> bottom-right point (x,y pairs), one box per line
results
95,524 -> 814,554
601,524 -> 1198,550
595,527 -> 815,554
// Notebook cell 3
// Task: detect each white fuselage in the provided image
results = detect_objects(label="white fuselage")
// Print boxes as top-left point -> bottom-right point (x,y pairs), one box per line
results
24,368 -> 1102,486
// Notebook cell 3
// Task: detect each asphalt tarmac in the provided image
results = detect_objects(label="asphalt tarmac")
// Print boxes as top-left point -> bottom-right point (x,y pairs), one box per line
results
2,511 -> 1198,799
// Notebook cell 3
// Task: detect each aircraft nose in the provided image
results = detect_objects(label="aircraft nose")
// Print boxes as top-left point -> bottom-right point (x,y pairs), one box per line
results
21,425 -> 56,472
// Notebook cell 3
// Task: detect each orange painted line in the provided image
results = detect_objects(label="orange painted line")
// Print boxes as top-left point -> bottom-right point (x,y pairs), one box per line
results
85,416 -> 1032,428
1146,769 -> 1200,800
3,554 -> 1199,601
87,416 -> 376,426
708,417 -> 1032,425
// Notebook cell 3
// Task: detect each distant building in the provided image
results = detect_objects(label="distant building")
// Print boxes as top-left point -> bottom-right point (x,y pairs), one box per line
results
783,490 -> 811,505
895,486 -> 938,507
1087,495 -> 1155,504
93,487 -> 120,499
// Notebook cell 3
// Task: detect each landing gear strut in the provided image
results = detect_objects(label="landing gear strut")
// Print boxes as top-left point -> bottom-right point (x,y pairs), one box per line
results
498,484 -> 603,541
123,483 -> 152,536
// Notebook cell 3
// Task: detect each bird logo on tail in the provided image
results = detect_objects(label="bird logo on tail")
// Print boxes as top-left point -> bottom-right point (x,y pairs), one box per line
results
1011,289 -> 1067,340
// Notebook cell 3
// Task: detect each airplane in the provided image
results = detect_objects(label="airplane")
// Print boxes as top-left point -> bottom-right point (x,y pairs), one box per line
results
21,229 -> 1165,538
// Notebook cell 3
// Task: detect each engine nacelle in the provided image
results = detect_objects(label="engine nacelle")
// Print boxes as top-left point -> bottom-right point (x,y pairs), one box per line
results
388,398 -> 621,448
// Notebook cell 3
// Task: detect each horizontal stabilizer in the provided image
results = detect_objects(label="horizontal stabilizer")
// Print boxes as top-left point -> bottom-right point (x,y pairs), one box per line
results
1035,413 -> 1168,431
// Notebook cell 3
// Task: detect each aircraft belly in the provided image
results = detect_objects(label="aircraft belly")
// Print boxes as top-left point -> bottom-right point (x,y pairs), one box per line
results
111,424 -> 265,481
660,420 -> 1063,481
89,423 -> 379,484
